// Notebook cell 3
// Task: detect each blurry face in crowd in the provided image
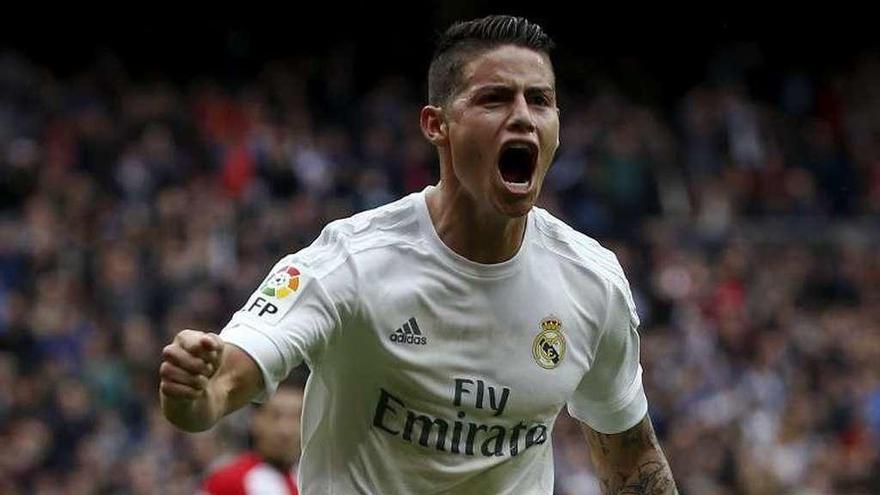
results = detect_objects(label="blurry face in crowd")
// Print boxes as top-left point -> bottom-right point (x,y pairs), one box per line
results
252,387 -> 303,468
427,45 -> 560,218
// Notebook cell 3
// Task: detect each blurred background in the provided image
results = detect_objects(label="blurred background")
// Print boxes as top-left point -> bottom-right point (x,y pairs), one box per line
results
1,5 -> 878,494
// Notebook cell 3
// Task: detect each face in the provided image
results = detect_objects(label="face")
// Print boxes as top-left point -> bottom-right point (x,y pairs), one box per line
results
252,388 -> 303,467
428,45 -> 560,218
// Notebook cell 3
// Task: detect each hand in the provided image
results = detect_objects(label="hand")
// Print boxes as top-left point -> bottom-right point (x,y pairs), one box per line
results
159,330 -> 224,400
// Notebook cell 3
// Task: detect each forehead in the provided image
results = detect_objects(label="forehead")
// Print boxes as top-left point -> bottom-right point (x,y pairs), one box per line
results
460,45 -> 555,92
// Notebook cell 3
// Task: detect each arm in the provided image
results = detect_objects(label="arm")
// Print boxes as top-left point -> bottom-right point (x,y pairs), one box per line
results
581,414 -> 677,495
160,330 -> 264,432
161,247 -> 348,431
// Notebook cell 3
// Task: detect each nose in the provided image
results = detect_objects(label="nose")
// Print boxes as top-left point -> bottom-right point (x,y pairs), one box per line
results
507,93 -> 536,133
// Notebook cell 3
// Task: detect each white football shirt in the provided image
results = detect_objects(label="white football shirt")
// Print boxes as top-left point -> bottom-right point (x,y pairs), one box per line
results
220,186 -> 647,494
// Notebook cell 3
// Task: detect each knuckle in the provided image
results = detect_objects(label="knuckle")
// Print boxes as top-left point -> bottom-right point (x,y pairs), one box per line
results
175,330 -> 193,345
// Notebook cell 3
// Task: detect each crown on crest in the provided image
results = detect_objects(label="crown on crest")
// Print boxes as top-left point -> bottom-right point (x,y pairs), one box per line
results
541,317 -> 562,332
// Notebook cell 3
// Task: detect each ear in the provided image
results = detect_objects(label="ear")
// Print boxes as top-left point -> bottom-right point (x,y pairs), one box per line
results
420,105 -> 448,146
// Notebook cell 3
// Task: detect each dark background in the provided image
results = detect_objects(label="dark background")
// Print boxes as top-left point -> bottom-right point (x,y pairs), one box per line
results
4,6 -> 875,105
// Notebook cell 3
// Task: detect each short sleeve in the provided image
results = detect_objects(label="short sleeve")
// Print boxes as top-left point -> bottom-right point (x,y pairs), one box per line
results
220,253 -> 343,402
567,281 -> 648,434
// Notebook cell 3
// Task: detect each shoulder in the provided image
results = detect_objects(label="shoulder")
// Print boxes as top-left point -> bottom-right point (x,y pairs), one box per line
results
530,208 -> 639,327
530,207 -> 630,289
283,193 -> 424,278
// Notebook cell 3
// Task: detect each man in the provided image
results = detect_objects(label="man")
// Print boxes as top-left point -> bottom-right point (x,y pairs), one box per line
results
160,15 -> 677,494
201,385 -> 302,495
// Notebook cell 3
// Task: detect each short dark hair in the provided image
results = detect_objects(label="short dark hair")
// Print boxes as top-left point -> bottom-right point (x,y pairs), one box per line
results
428,15 -> 555,106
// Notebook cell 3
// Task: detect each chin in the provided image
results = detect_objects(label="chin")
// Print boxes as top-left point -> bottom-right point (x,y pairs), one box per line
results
494,198 -> 535,218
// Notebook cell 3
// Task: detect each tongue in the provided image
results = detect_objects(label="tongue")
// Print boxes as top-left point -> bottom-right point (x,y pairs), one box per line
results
501,167 -> 530,183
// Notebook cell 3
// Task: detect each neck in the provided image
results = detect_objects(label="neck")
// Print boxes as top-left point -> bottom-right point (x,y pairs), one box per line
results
425,181 -> 528,264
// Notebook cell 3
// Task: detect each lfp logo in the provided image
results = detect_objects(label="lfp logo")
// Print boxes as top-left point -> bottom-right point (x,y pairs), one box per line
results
261,266 -> 301,299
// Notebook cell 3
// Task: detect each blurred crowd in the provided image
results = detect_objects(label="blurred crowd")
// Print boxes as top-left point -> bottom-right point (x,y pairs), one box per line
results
0,42 -> 878,494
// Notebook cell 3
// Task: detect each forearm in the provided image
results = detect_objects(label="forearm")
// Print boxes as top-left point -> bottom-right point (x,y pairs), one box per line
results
604,446 -> 676,494
584,415 -> 677,495
161,380 -> 228,432
160,339 -> 264,432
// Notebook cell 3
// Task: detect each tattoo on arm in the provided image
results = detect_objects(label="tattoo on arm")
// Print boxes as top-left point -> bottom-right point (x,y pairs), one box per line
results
582,415 -> 678,495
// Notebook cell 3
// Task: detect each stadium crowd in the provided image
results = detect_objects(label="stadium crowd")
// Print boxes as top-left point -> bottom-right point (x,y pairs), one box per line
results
1,42 -> 878,493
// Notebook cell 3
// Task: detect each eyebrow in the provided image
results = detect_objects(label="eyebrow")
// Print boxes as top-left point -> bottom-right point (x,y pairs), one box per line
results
470,85 -> 556,101
473,84 -> 555,93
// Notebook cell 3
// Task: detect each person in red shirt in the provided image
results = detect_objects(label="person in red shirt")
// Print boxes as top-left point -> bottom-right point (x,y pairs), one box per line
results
202,385 -> 303,495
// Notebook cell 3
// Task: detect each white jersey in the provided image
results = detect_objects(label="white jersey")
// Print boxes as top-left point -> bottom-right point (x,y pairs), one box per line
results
220,186 -> 647,495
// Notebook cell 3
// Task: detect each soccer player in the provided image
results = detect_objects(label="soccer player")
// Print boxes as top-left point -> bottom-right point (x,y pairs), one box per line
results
160,15 -> 677,494
201,385 -> 302,495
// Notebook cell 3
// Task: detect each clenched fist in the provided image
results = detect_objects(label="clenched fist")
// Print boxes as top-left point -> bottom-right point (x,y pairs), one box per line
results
160,330 -> 224,400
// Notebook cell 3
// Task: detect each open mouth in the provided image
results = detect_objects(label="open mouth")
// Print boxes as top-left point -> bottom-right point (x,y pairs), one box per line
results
498,142 -> 537,187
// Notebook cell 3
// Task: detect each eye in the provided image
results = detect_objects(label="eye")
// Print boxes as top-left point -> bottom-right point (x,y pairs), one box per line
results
478,93 -> 507,106
528,93 -> 552,107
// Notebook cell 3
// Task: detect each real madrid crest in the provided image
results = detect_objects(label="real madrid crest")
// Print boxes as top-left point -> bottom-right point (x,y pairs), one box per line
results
533,316 -> 566,369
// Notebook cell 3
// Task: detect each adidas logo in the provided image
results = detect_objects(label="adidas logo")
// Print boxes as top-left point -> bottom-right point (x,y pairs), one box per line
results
389,317 -> 427,345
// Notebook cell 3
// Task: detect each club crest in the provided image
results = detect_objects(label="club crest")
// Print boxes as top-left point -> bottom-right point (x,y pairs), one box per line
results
532,316 -> 566,369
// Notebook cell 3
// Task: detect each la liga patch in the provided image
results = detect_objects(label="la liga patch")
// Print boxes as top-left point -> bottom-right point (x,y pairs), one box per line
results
261,266 -> 301,299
